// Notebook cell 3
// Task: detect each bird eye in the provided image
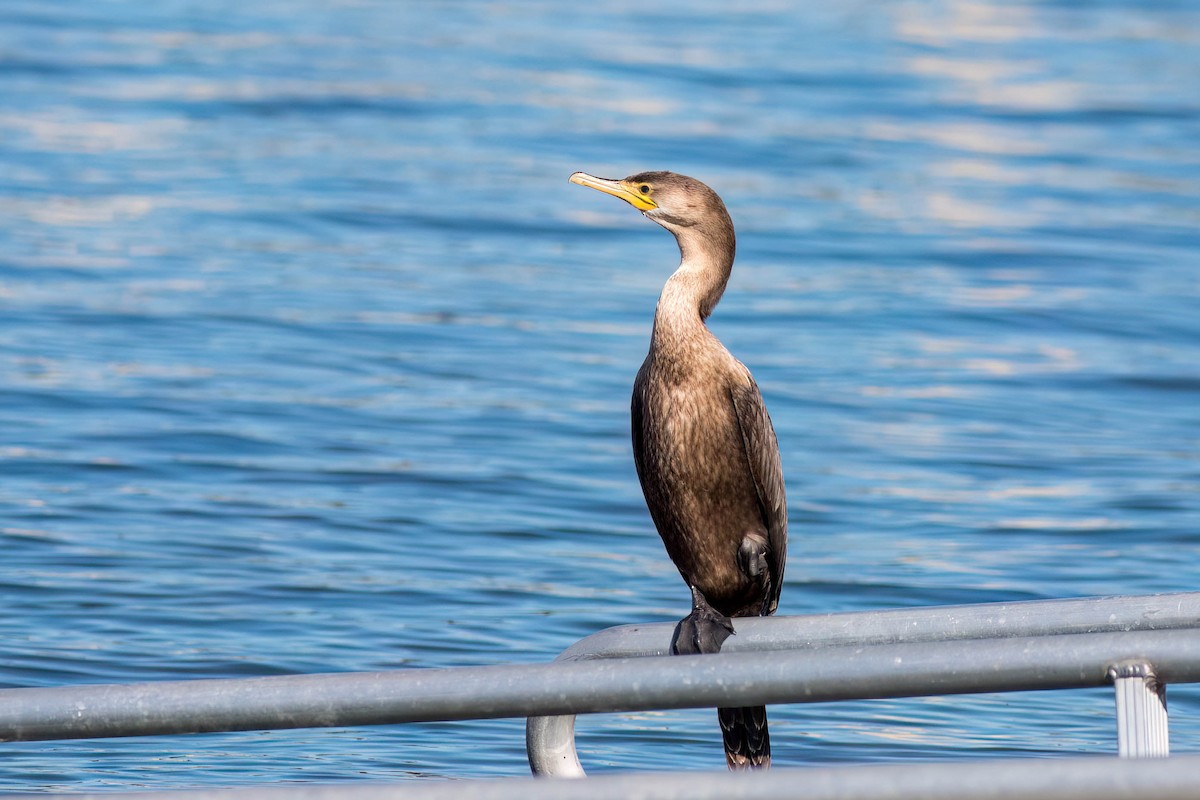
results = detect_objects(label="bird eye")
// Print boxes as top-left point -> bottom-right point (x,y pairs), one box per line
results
639,185 -> 651,194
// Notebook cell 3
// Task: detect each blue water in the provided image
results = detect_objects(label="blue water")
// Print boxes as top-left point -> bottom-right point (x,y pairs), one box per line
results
2,0 -> 1199,791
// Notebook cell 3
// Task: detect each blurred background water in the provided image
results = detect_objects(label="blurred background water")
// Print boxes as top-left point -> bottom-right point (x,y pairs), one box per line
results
2,0 -> 1199,792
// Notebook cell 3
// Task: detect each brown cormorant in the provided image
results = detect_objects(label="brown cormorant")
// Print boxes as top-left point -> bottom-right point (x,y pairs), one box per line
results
569,170 -> 787,769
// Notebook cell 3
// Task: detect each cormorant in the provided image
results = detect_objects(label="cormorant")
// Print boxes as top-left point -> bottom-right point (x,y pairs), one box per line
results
569,170 -> 787,769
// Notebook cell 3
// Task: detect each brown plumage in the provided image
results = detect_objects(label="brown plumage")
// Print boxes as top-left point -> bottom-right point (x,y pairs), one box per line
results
569,170 -> 788,769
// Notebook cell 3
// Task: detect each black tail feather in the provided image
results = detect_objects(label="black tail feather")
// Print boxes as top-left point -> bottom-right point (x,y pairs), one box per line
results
718,705 -> 771,769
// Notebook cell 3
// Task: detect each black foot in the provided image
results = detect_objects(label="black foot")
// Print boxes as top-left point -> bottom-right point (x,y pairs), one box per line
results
670,586 -> 735,655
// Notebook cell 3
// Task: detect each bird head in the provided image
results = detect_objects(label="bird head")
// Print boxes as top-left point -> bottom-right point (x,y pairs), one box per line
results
569,170 -> 732,239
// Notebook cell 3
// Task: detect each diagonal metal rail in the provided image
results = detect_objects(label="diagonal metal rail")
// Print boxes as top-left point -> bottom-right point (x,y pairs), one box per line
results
6,628 -> 1194,744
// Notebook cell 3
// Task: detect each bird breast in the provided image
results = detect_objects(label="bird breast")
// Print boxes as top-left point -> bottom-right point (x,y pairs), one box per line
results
633,350 -> 766,605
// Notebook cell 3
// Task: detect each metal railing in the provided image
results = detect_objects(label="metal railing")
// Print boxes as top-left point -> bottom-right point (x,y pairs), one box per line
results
1,592 -> 1199,798
528,591 -> 1200,775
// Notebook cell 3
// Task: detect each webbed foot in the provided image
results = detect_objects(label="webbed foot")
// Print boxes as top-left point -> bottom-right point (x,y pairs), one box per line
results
670,585 -> 735,655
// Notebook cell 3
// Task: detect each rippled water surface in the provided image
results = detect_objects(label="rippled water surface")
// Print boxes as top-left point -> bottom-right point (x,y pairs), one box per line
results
2,0 -> 1200,792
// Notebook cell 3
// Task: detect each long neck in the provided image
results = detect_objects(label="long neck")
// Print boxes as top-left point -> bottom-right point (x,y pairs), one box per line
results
650,220 -> 736,357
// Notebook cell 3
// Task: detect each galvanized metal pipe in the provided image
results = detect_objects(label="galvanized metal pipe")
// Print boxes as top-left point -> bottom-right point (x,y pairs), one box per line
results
549,592 -> 1200,663
528,592 -> 1200,775
4,628 -> 1200,744
7,753 -> 1200,800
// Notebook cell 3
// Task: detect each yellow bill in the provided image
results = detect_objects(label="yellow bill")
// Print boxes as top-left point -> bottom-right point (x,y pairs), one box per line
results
569,172 -> 657,211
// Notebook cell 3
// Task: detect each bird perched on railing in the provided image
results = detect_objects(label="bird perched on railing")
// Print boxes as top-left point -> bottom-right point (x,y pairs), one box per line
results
569,170 -> 787,769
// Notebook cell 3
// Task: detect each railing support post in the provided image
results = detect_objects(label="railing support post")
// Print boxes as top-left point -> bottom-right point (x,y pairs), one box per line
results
1109,661 -> 1168,758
